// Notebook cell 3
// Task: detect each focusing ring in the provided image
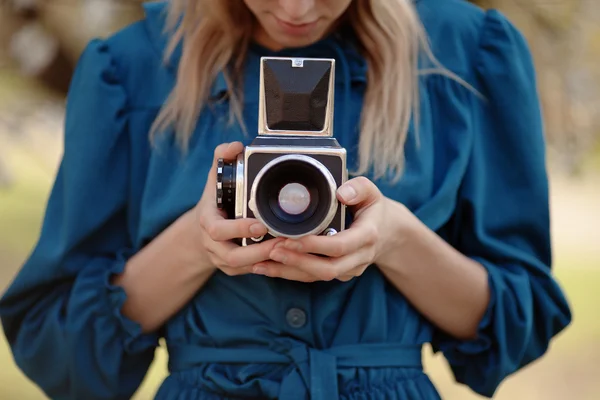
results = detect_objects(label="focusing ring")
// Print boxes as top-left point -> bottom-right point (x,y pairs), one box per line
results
216,158 -> 224,209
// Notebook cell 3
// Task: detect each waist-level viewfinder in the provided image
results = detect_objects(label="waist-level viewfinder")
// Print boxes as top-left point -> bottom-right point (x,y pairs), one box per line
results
260,57 -> 334,135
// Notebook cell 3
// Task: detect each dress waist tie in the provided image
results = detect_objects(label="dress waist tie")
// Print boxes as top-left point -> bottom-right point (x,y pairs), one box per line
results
168,342 -> 423,400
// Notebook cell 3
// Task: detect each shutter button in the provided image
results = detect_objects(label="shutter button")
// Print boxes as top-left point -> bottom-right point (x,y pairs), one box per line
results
286,308 -> 307,328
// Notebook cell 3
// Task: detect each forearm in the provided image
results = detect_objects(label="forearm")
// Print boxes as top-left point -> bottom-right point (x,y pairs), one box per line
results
376,201 -> 490,340
113,210 -> 215,333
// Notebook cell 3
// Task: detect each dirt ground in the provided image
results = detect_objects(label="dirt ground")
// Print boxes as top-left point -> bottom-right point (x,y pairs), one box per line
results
548,172 -> 600,264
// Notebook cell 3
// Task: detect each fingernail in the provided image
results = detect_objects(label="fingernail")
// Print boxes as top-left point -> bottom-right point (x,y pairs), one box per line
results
250,223 -> 266,236
253,265 -> 267,275
274,241 -> 285,249
338,185 -> 357,201
271,251 -> 286,263
285,241 -> 302,251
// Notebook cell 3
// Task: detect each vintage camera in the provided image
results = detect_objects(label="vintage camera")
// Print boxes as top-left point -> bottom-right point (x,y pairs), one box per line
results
216,57 -> 347,246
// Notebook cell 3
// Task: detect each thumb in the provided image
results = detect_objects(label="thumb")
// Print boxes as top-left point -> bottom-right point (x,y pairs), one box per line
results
206,141 -> 244,183
213,141 -> 244,166
336,176 -> 381,208
201,142 -> 244,202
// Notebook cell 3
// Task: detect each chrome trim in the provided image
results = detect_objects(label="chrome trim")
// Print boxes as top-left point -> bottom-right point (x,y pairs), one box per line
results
258,57 -> 335,137
250,136 -> 339,148
323,228 -> 338,236
243,152 -> 249,220
340,161 -> 348,232
248,154 -> 339,239
234,153 -> 245,219
245,146 -> 346,157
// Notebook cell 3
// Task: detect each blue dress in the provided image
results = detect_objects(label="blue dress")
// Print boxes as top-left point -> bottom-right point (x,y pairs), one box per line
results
0,0 -> 572,399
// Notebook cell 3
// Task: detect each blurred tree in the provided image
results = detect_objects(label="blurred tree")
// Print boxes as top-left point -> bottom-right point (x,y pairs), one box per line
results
0,156 -> 13,188
0,0 -> 144,184
1,0 -> 144,93
470,0 -> 600,174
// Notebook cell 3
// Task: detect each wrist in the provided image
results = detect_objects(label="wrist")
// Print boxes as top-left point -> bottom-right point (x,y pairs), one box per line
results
175,209 -> 216,277
375,200 -> 421,274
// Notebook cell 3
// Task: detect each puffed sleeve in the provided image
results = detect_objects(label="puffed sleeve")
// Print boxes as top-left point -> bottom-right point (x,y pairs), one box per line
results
0,39 -> 159,399
431,10 -> 572,398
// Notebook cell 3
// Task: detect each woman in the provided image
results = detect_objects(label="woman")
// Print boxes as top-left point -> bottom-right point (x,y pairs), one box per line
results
0,0 -> 571,399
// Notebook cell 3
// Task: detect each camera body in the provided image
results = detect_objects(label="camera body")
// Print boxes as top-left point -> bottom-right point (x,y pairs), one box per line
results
217,57 -> 347,245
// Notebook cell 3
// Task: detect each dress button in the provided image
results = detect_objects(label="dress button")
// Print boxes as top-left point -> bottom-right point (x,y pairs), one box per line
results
285,308 -> 307,328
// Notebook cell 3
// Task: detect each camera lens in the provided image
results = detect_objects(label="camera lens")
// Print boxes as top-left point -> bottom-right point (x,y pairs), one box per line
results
278,183 -> 311,215
250,154 -> 338,238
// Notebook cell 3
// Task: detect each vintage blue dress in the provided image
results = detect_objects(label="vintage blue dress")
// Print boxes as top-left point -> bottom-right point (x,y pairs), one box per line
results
0,0 -> 572,399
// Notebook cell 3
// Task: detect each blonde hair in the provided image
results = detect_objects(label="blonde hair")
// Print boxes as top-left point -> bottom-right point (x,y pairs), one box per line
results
151,0 -> 440,182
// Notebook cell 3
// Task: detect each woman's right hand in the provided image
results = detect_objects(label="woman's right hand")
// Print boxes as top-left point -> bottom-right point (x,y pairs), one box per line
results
188,141 -> 285,276
114,141 -> 280,332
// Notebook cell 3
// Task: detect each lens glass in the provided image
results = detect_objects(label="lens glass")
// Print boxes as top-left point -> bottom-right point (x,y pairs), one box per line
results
278,183 -> 311,215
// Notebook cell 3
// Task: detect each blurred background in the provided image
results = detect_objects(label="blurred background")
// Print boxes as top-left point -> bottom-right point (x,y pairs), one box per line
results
0,0 -> 598,399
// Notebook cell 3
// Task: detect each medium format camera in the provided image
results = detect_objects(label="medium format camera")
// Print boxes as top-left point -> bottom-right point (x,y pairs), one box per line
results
216,56 -> 347,246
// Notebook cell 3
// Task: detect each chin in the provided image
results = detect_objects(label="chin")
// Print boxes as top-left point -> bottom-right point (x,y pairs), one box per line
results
277,34 -> 324,49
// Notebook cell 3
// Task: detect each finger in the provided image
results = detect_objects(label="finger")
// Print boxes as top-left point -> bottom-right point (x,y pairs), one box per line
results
209,238 -> 285,268
282,222 -> 377,258
219,265 -> 255,276
336,176 -> 382,209
199,141 -> 245,209
269,248 -> 368,281
337,264 -> 370,282
208,248 -> 261,276
204,218 -> 268,241
205,141 -> 245,188
205,249 -> 249,274
214,141 -> 244,164
251,261 -> 321,282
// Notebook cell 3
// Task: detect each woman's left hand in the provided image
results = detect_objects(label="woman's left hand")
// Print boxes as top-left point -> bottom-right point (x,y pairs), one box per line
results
252,177 -> 407,282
